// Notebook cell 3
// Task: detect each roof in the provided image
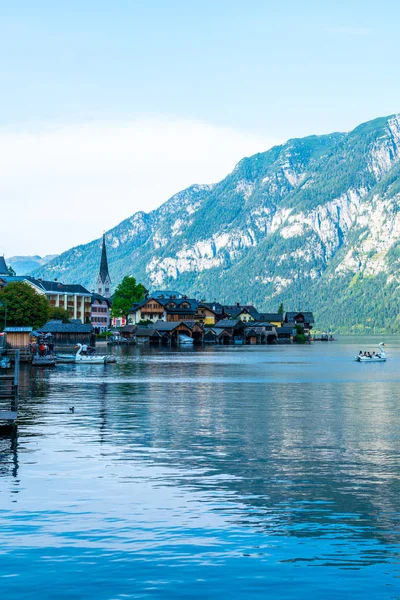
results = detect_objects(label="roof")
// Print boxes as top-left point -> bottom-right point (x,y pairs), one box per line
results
276,326 -> 296,334
212,327 -> 232,337
149,320 -> 195,332
98,234 -> 111,283
223,305 -> 260,319
40,320 -> 93,333
120,325 -> 137,333
0,256 -> 8,275
135,327 -> 161,337
213,319 -> 244,329
91,293 -> 111,306
247,322 -> 273,329
200,302 -> 224,315
130,296 -> 199,313
151,290 -> 183,299
257,313 -> 283,322
4,326 -> 33,333
1,276 -> 92,295
285,312 -> 315,324
38,280 -> 92,294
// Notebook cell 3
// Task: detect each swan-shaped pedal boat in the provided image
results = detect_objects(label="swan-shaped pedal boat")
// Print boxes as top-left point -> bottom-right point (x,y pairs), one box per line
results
355,343 -> 386,362
74,344 -> 116,364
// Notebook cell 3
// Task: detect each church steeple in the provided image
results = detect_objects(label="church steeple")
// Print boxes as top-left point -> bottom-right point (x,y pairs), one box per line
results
97,233 -> 111,299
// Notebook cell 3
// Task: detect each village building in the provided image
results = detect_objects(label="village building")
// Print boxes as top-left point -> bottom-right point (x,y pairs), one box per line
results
223,304 -> 260,322
91,294 -> 111,333
164,298 -> 198,322
275,325 -> 296,343
128,297 -> 167,324
40,320 -> 94,347
244,322 -> 277,345
195,302 -> 224,325
212,319 -> 246,345
285,312 -> 315,333
3,327 -> 33,348
128,295 -> 200,324
1,276 -> 92,324
0,257 -> 93,324
257,313 -> 284,327
149,320 -> 204,344
128,293 -> 227,326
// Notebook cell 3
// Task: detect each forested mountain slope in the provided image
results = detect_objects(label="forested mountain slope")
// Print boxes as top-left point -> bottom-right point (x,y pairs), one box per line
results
35,114 -> 400,332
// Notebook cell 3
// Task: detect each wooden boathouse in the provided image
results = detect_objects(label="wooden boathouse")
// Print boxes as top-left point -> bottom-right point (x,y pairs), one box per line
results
0,349 -> 20,427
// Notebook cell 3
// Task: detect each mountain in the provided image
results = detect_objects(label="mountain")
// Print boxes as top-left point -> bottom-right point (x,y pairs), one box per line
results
7,254 -> 58,275
35,114 -> 400,332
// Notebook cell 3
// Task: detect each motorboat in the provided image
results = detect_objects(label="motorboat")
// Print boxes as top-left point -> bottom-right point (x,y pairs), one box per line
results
355,342 -> 386,362
57,351 -> 116,364
179,334 -> 194,345
32,355 -> 57,367
74,344 -> 116,364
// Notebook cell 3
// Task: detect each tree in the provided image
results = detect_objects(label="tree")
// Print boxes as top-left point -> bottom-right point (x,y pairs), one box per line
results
0,282 -> 50,330
278,302 -> 284,316
294,323 -> 306,343
49,306 -> 70,322
111,276 -> 147,320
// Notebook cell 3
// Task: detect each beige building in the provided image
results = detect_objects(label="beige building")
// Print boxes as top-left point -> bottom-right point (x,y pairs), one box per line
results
5,277 -> 92,324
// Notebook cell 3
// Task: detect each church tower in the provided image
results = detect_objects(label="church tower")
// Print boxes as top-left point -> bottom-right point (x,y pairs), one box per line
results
97,233 -> 112,299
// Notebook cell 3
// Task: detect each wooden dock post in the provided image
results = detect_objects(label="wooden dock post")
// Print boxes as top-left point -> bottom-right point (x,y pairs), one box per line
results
0,349 -> 19,425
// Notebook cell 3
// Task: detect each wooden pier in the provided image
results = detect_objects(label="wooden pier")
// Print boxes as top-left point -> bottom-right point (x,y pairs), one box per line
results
0,349 -> 19,424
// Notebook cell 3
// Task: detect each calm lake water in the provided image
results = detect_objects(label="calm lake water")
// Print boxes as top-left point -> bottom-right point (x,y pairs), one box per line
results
1,337 -> 400,599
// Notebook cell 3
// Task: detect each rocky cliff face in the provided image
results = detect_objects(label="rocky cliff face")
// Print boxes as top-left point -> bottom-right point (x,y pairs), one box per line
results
35,114 -> 400,332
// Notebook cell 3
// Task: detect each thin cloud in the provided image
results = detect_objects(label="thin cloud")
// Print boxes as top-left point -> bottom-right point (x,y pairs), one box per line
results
0,118 -> 279,256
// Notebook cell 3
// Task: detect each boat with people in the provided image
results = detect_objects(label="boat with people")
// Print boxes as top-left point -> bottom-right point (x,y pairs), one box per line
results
355,342 -> 386,362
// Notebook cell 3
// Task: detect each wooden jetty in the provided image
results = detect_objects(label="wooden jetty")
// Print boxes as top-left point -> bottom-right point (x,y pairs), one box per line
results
0,349 -> 19,425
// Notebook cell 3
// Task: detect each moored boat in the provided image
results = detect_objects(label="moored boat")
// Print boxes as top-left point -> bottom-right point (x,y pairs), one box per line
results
32,355 -> 57,367
74,344 -> 116,364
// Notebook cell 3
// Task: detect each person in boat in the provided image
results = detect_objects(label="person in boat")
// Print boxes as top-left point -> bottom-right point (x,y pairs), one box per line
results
82,343 -> 88,356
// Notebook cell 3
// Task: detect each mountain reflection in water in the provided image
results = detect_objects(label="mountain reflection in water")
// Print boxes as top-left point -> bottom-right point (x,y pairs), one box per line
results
0,338 -> 400,599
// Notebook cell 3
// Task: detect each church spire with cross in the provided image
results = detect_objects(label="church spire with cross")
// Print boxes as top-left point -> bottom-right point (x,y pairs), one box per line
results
97,233 -> 112,299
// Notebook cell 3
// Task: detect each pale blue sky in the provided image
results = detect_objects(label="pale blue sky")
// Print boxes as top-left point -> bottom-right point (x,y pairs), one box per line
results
1,0 -> 399,255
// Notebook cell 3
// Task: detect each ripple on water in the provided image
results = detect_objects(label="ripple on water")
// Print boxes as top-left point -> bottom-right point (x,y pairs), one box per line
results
1,339 -> 400,598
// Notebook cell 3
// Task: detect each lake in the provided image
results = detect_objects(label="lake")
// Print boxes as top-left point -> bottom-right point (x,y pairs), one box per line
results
1,337 -> 400,598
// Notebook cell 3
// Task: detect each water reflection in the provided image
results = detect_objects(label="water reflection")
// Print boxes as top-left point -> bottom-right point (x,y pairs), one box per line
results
1,339 -> 400,598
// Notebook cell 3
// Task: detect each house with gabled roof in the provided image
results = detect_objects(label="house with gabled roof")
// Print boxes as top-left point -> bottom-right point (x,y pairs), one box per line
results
285,312 -> 315,333
223,304 -> 260,323
1,276 -> 92,323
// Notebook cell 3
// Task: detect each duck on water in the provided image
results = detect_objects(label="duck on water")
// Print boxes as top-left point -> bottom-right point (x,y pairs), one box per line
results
355,343 -> 386,362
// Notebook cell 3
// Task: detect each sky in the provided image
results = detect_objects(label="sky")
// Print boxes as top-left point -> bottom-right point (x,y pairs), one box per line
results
1,0 -> 400,256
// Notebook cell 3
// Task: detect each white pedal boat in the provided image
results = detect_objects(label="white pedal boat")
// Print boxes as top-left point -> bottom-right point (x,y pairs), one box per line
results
74,344 -> 114,364
355,343 -> 386,362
